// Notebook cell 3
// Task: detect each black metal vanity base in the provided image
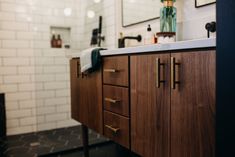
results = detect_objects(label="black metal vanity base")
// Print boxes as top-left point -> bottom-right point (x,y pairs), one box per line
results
0,93 -> 6,138
82,125 -> 89,157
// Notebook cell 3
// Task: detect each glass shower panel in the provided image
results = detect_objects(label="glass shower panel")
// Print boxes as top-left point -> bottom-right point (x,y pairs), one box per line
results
32,0 -> 81,132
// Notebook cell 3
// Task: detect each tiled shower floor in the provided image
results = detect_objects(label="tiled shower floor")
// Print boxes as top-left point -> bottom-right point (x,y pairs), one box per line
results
0,126 -> 109,157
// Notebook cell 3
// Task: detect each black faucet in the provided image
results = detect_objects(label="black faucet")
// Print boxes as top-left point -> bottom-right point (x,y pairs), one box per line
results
118,35 -> 142,48
90,16 -> 105,47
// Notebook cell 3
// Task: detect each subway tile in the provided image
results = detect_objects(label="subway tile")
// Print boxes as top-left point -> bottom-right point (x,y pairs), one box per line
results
29,24 -> 49,32
35,57 -> 54,65
45,113 -> 67,122
17,49 -> 34,56
18,83 -> 35,91
20,117 -> 37,126
0,49 -> 16,57
1,3 -> 29,13
37,106 -> 56,115
16,32 -> 34,40
0,12 -> 15,21
44,97 -> 67,106
0,31 -> 15,39
56,105 -> 70,113
5,101 -> 19,110
6,92 -> 32,101
2,40 -> 29,48
34,74 -> 55,82
0,21 -> 29,31
55,74 -> 69,81
0,84 -> 18,93
19,100 -> 36,109
7,109 -> 32,119
0,67 -> 17,75
35,90 -> 55,98
4,75 -> 31,83
36,116 -> 45,124
7,119 -> 19,128
33,41 -> 50,48
3,57 -> 30,66
44,82 -> 67,90
18,66 -> 35,74
54,57 -> 68,65
56,89 -> 69,97
43,66 -> 67,73
43,49 -> 66,56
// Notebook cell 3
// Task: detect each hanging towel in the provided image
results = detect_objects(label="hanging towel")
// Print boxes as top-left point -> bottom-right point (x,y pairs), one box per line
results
80,48 -> 105,73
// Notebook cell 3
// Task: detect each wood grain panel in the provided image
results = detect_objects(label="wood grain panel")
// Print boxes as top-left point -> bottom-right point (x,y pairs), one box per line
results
103,85 -> 129,117
103,56 -> 129,87
131,54 -> 170,157
171,51 -> 216,157
70,59 -> 103,134
104,111 -> 130,149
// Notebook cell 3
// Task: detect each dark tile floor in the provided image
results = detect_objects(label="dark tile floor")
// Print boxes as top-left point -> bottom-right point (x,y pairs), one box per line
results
43,142 -> 140,157
0,126 -> 109,157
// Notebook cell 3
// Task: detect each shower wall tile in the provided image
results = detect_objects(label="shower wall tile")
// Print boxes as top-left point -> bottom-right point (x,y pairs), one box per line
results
0,21 -> 29,31
0,0 -> 80,136
0,31 -> 15,39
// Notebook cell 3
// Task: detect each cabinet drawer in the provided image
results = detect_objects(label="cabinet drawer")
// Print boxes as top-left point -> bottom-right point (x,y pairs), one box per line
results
104,111 -> 130,148
103,85 -> 129,117
103,56 -> 129,87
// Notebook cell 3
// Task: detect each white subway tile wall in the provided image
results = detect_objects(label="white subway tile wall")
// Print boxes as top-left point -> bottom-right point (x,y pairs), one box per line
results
0,0 -> 116,136
0,0 -> 80,135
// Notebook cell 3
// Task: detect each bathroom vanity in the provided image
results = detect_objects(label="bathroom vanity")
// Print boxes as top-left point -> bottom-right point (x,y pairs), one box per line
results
70,38 -> 216,157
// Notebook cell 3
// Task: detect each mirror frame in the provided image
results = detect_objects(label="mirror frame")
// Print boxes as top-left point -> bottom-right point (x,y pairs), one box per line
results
121,0 -> 160,27
195,0 -> 216,8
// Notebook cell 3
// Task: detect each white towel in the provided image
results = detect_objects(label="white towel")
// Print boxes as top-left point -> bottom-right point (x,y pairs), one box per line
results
80,47 -> 98,73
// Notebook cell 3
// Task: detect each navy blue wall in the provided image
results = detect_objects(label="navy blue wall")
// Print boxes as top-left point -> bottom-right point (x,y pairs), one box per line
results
216,1 -> 235,157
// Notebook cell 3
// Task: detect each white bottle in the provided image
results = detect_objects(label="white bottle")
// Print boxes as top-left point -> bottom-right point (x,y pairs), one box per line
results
144,25 -> 154,45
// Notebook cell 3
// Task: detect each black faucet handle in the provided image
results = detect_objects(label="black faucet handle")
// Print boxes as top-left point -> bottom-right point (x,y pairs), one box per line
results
205,21 -> 216,38
205,21 -> 216,32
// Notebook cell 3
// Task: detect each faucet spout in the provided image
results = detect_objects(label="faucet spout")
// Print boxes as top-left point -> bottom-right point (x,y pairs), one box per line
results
119,35 -> 142,48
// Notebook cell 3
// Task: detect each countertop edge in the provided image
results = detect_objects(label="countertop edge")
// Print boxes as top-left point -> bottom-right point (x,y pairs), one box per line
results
68,38 -> 216,59
100,38 -> 216,56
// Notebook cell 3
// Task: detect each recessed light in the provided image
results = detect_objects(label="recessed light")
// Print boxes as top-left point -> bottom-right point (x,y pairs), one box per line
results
94,0 -> 101,3
87,10 -> 95,18
64,8 -> 72,17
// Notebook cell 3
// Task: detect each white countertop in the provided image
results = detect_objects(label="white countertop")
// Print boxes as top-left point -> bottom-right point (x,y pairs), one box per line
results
68,38 -> 216,58
100,38 -> 216,56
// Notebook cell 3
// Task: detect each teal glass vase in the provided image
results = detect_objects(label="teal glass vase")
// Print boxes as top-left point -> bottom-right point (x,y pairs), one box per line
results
160,0 -> 177,33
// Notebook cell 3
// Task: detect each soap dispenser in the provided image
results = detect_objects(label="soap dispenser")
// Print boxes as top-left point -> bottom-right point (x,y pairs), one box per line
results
144,25 -> 154,45
51,34 -> 57,48
57,34 -> 62,48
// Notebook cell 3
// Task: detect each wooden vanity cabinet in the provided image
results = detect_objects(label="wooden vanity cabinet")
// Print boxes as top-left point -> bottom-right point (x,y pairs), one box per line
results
131,54 -> 171,157
170,51 -> 216,157
70,59 -> 103,134
70,49 -> 215,157
131,50 -> 216,157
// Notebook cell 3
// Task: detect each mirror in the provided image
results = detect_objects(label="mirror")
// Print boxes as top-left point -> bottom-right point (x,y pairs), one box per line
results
122,0 -> 160,27
195,0 -> 216,8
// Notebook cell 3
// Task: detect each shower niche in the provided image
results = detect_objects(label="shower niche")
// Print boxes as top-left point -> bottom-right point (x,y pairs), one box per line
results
50,26 -> 71,49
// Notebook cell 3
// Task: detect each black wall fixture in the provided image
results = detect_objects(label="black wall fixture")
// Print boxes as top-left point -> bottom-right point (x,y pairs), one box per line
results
216,0 -> 235,157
